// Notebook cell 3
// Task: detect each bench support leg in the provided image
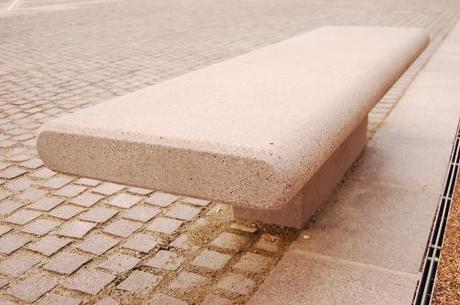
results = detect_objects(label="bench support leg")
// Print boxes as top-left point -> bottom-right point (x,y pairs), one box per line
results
233,116 -> 368,229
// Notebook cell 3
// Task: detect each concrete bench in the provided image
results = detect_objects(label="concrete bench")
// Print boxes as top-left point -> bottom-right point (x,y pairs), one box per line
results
37,26 -> 429,228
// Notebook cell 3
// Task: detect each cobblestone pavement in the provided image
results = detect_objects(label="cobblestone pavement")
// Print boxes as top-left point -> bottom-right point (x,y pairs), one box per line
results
0,0 -> 460,304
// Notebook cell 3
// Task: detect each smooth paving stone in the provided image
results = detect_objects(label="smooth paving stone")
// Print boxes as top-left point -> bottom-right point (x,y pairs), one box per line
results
145,192 -> 178,207
4,177 -> 32,192
147,217 -> 183,234
103,219 -> 142,238
41,175 -> 73,189
145,250 -> 183,271
0,200 -> 23,216
122,233 -> 160,253
30,168 -> 55,179
76,234 -> 119,255
38,27 -> 429,213
360,87 -> 457,180
79,207 -> 118,223
0,166 -> 27,180
49,205 -> 84,220
55,220 -> 96,238
423,43 -> 460,73
71,192 -> 104,207
442,22 -> 460,42
427,45 -> 460,66
54,184 -> 86,197
397,73 -> 460,114
0,234 -> 30,255
351,104 -> 455,194
92,182 -> 124,196
352,99 -> 455,192
117,270 -> 161,292
27,197 -> 64,211
169,271 -> 208,292
0,254 -> 41,277
166,203 -> 202,220
121,205 -> 160,222
191,249 -> 232,271
210,232 -> 249,251
99,253 -> 141,273
21,219 -> 61,236
8,274 -> 57,302
108,193 -> 142,208
248,251 -> 419,305
5,209 -> 41,225
64,269 -> 115,295
291,180 -> 438,273
377,92 -> 459,142
27,236 -> 72,256
43,252 -> 91,275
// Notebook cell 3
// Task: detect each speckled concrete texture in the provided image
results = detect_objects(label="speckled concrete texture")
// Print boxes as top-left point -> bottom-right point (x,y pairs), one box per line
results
233,117 -> 367,228
37,26 -> 429,219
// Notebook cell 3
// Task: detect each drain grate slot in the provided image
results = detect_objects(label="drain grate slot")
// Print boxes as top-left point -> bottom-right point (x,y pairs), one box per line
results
413,120 -> 460,305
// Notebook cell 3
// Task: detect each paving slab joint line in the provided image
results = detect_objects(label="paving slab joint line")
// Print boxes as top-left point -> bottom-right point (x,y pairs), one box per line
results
348,176 -> 441,196
290,249 -> 420,279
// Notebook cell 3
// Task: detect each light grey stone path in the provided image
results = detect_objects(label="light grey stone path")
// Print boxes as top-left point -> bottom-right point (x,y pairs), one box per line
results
0,0 -> 459,304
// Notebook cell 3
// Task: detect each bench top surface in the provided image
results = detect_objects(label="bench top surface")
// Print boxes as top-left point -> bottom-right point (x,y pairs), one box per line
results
39,26 -> 429,209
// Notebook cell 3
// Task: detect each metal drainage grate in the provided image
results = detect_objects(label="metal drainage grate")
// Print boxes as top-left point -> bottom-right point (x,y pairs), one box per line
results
413,120 -> 460,305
